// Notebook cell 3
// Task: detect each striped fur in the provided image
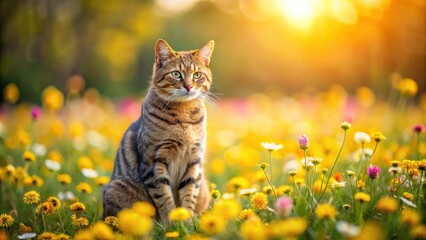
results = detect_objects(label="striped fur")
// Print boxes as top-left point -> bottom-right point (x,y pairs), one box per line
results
103,39 -> 214,224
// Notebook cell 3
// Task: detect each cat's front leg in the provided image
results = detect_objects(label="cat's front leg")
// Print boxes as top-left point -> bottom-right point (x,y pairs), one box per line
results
178,157 -> 203,217
142,159 -> 176,225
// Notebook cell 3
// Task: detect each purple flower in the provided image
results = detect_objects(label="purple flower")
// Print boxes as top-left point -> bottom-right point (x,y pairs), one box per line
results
274,196 -> 293,217
31,106 -> 42,120
367,165 -> 381,179
413,124 -> 425,133
298,134 -> 309,150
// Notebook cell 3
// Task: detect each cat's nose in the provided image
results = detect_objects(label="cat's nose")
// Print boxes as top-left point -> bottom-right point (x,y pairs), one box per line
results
184,85 -> 192,91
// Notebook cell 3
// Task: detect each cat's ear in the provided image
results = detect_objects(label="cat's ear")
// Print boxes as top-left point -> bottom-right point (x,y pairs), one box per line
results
195,40 -> 214,67
155,39 -> 176,66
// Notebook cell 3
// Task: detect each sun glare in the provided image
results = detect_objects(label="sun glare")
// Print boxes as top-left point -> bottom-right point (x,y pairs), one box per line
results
276,0 -> 319,30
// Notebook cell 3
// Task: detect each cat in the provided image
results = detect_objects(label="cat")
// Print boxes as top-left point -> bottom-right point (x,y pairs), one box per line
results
102,39 -> 214,225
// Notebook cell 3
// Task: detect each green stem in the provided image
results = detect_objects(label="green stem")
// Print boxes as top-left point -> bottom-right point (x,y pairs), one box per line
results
415,132 -> 421,160
41,213 -> 47,231
269,151 -> 273,185
262,168 -> 278,200
293,176 -> 302,198
317,129 -> 348,204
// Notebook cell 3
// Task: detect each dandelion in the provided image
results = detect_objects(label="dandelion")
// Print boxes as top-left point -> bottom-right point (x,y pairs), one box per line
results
199,212 -> 226,235
250,192 -> 268,211
95,176 -> 109,186
70,202 -> 86,212
343,204 -> 351,210
117,209 -> 152,236
276,185 -> 292,195
19,223 -> 32,234
38,201 -> 55,215
370,132 -> 386,142
102,216 -> 118,228
274,196 -> 293,217
398,78 -> 418,96
57,174 -> 72,185
23,191 -> 40,204
132,201 -> 156,217
390,160 -> 401,167
239,209 -> 255,221
316,204 -> 337,220
227,176 -> 250,191
269,217 -> 307,238
356,180 -> 365,190
257,162 -> 269,170
354,192 -> 371,203
76,182 -> 93,194
211,189 -> 220,199
354,132 -> 371,144
37,232 -> 57,240
239,216 -> 265,240
214,198 -> 242,219
42,86 -> 64,111
165,231 -> 180,238
169,207 -> 191,222
46,197 -> 61,211
91,221 -> 114,240
74,230 -> 93,240
376,196 -> 398,213
71,214 -> 89,227
55,233 -> 71,240
4,83 -> 20,104
410,225 -> 426,239
77,156 -> 93,169
0,213 -> 14,227
403,192 -> 414,201
400,210 -> 421,227
298,134 -> 309,150
22,150 -> 36,162
367,165 -> 381,179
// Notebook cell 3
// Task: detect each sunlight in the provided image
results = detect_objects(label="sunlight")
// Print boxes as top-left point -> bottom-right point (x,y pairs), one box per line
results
276,0 -> 319,30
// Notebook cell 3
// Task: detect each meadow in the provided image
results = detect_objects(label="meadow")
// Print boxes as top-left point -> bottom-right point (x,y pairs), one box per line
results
0,77 -> 425,240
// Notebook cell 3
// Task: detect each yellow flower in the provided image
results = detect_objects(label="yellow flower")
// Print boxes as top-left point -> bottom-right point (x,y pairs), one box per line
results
356,180 -> 365,190
46,197 -> 61,211
95,176 -> 110,186
69,122 -> 84,138
211,189 -> 221,199
403,192 -> 414,201
343,204 -> 351,210
71,214 -> 89,227
70,202 -> 86,212
24,175 -> 44,187
37,232 -> 57,240
74,230 -> 94,240
214,198 -> 242,219
117,209 -> 153,236
23,191 -> 40,204
239,209 -> 255,221
22,150 -> 36,162
341,121 -> 352,130
91,221 -> 114,240
370,132 -> 386,142
262,185 -> 274,195
398,78 -> 418,96
268,217 -> 307,238
227,176 -> 250,190
257,162 -> 270,170
410,225 -> 426,239
57,174 -> 72,185
250,192 -> 268,211
4,83 -> 20,104
38,202 -> 55,215
240,216 -> 266,240
169,207 -> 191,222
390,160 -> 401,167
316,204 -> 337,220
354,192 -> 371,203
376,196 -> 398,213
42,86 -> 64,111
165,231 -> 180,238
47,151 -> 63,163
76,182 -> 93,194
276,185 -> 292,196
104,216 -> 119,229
77,156 -> 93,169
199,212 -> 227,235
185,234 -> 209,240
0,213 -> 14,227
132,201 -> 156,217
55,233 -> 71,240
19,223 -> 32,234
400,210 -> 421,227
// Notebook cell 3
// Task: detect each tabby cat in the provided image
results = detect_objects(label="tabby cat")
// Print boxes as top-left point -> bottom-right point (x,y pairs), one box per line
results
102,39 -> 214,224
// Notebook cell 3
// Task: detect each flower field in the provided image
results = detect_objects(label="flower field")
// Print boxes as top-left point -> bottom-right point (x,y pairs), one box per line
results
1,78 -> 425,240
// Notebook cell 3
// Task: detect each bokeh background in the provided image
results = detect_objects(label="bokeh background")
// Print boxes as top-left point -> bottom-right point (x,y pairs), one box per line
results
1,0 -> 425,103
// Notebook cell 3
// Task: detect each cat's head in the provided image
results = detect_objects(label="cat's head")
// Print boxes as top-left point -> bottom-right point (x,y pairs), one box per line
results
151,39 -> 214,102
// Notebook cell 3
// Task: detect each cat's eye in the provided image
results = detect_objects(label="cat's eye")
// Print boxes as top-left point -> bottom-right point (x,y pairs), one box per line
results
193,72 -> 202,79
170,71 -> 182,79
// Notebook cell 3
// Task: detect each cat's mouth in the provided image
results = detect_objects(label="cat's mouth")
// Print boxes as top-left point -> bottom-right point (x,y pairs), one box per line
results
171,88 -> 201,101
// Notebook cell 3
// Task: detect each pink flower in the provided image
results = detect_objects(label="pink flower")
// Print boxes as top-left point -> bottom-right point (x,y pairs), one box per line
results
31,106 -> 42,120
367,165 -> 381,179
413,124 -> 425,133
274,196 -> 293,217
298,134 -> 309,150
